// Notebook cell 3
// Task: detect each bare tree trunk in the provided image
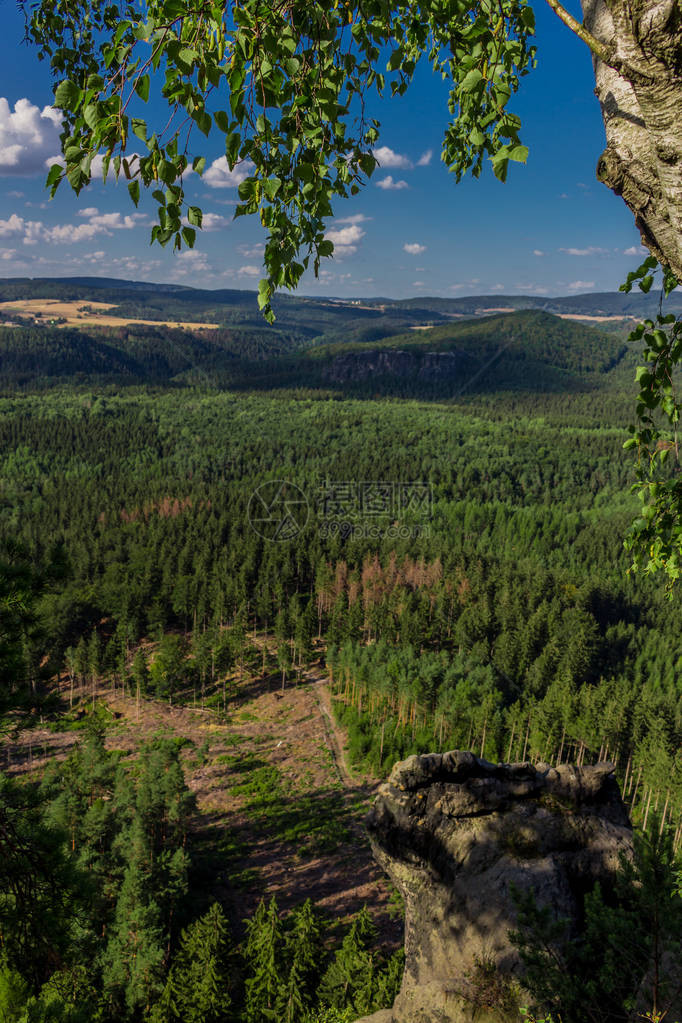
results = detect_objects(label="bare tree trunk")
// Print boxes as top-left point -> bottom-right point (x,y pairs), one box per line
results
582,0 -> 682,277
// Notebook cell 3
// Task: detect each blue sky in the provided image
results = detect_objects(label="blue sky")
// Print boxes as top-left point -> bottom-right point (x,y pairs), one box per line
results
0,1 -> 647,299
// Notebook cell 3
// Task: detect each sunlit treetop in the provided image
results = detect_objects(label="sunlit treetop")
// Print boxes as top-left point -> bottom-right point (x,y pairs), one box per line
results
21,0 -> 536,320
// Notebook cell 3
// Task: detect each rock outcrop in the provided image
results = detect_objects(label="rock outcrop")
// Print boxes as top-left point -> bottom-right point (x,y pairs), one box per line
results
324,349 -> 472,384
358,751 -> 633,1023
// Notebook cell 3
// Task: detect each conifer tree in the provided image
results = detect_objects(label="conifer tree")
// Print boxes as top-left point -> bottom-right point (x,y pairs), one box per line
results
277,899 -> 324,1023
318,907 -> 379,1016
102,817 -> 165,1017
153,902 -> 233,1023
243,897 -> 283,1023
510,824 -> 682,1023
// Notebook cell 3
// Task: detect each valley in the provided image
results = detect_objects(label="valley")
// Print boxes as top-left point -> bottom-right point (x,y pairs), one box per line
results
0,276 -> 680,1022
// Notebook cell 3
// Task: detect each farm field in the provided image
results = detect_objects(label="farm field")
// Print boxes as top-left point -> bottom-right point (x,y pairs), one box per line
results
0,297 -> 220,331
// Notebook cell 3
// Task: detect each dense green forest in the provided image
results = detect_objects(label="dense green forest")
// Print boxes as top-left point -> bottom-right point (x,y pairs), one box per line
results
1,282 -> 681,1021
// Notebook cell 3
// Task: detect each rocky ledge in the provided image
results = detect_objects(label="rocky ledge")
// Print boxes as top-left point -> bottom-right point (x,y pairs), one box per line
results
358,751 -> 632,1023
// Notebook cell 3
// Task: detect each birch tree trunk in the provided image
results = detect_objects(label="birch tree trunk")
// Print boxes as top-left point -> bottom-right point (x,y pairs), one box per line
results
581,0 -> 682,277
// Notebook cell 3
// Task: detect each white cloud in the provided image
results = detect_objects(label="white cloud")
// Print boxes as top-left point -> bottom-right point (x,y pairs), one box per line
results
204,157 -> 255,189
533,249 -> 545,256
416,149 -> 433,167
491,283 -> 506,292
335,213 -> 372,225
373,146 -> 412,169
0,98 -> 62,177
237,264 -> 261,277
376,175 -> 408,191
403,242 -> 426,256
624,245 -> 647,256
197,212 -> 230,231
85,211 -> 147,231
43,223 -> 103,244
0,213 -> 24,237
560,246 -> 609,257
514,282 -> 549,294
567,280 -> 595,290
0,207 -> 147,246
172,249 -> 210,275
326,224 -> 365,246
325,222 -> 365,257
412,281 -> 425,287
449,278 -> 482,292
238,242 -> 264,258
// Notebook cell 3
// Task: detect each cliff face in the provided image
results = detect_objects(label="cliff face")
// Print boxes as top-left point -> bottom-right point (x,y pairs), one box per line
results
358,751 -> 633,1023
323,349 -> 472,384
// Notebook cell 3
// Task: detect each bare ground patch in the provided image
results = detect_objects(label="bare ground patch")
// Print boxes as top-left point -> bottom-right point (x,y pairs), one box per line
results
1,667 -> 402,947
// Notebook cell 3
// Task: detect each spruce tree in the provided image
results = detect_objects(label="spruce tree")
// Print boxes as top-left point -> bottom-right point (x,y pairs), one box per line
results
318,907 -> 378,1016
152,903 -> 233,1023
102,817 -> 165,1017
276,899 -> 324,1022
243,897 -> 283,1023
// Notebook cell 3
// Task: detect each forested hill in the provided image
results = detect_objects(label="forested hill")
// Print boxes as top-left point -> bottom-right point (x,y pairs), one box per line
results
0,304 -> 630,395
309,310 -> 629,395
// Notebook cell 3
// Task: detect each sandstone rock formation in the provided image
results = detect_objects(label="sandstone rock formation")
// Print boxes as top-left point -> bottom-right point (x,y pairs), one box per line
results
358,751 -> 633,1023
324,349 -> 472,384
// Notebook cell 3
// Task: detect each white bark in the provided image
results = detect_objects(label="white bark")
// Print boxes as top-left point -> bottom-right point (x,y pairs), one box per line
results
581,0 -> 682,278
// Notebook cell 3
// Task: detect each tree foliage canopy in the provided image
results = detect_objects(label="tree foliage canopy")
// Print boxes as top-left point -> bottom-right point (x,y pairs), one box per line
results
22,0 -> 536,318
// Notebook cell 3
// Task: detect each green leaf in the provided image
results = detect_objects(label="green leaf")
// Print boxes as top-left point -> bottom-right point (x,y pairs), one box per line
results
45,164 -> 62,188
257,278 -> 272,309
82,103 -> 100,130
238,178 -> 256,201
460,69 -> 484,93
181,226 -> 196,247
132,118 -> 148,142
135,74 -> 150,102
507,145 -> 529,163
187,206 -> 203,227
263,177 -> 282,200
358,153 -> 376,177
54,79 -> 81,110
128,179 -> 140,206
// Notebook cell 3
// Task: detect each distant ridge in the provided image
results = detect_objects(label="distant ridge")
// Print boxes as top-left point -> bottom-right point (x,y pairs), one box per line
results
358,290 -> 682,319
0,277 -> 680,318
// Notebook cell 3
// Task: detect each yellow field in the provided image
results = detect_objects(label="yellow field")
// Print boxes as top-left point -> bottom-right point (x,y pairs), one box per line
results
0,298 -> 219,331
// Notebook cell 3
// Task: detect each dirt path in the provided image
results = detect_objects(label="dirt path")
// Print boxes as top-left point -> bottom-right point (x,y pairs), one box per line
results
303,667 -> 368,791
